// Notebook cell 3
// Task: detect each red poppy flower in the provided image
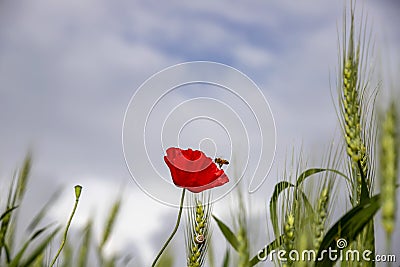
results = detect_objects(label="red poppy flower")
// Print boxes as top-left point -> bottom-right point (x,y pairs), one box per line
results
164,147 -> 229,193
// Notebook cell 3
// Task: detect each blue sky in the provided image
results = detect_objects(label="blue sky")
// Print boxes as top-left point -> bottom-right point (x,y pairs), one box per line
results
0,0 -> 399,266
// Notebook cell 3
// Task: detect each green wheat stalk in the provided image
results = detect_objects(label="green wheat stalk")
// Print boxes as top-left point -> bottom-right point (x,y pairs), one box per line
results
78,220 -> 93,267
100,199 -> 121,250
0,153 -> 32,259
186,193 -> 212,267
339,5 -> 371,204
98,197 -> 122,265
270,146 -> 340,267
313,188 -> 329,251
236,194 -> 249,267
336,3 -> 378,266
282,212 -> 295,267
152,189 -> 186,267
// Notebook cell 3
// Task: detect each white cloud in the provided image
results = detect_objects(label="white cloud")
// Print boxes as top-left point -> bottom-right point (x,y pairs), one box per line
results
233,44 -> 274,68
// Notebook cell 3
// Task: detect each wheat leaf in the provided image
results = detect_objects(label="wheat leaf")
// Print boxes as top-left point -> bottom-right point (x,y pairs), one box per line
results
270,181 -> 293,238
296,168 -> 350,187
20,227 -> 60,267
27,187 -> 62,232
212,215 -> 239,251
9,225 -> 53,267
0,206 -> 18,222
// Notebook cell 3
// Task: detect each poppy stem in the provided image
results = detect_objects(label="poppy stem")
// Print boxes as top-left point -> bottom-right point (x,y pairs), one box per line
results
151,188 -> 186,267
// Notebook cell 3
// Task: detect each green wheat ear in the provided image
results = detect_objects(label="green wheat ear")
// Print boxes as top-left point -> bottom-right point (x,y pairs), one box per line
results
339,8 -> 371,205
98,197 -> 122,265
235,185 -> 249,267
313,188 -> 329,251
100,198 -> 121,249
78,220 -> 93,267
336,1 -> 377,208
0,153 -> 32,256
380,102 -> 398,246
237,226 -> 249,267
185,193 -> 212,267
336,3 -> 378,266
282,212 -> 295,267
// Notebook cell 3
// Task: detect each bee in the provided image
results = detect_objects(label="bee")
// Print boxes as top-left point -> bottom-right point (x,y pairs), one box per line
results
214,158 -> 229,168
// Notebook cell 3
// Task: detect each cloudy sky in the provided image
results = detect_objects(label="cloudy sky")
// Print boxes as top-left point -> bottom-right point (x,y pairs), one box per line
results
0,0 -> 399,266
